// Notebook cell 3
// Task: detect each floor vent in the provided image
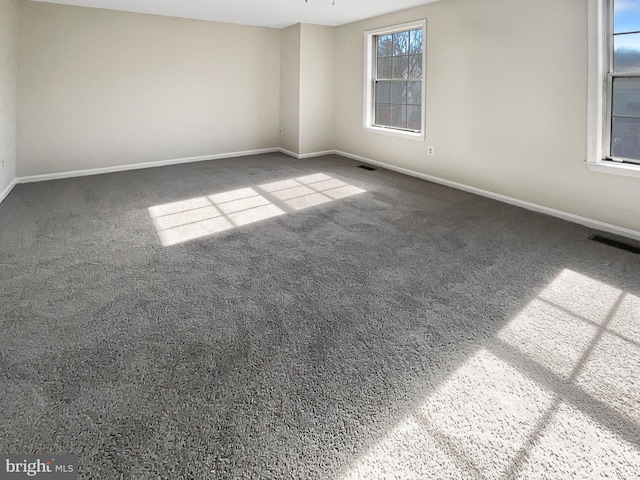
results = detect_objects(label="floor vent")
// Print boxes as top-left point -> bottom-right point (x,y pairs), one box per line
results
357,165 -> 377,171
589,234 -> 640,254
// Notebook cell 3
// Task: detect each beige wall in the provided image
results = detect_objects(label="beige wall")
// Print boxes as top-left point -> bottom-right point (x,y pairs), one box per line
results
334,0 -> 640,233
0,0 -> 17,194
279,24 -> 301,154
17,2 -> 281,176
7,0 -> 640,234
279,23 -> 335,157
299,24 -> 334,155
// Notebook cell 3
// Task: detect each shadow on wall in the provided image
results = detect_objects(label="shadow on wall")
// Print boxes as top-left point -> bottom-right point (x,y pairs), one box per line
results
340,269 -> 640,479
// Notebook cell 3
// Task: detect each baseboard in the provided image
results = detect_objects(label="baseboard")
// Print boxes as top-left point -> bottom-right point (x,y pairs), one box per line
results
334,150 -> 640,242
0,177 -> 18,206
16,147 -> 331,184
277,148 -> 336,160
17,148 -> 280,184
278,148 -> 299,159
9,145 -> 640,242
299,150 -> 336,159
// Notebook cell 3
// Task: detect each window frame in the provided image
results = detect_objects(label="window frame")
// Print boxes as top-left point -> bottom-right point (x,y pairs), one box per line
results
587,0 -> 640,177
363,20 -> 427,141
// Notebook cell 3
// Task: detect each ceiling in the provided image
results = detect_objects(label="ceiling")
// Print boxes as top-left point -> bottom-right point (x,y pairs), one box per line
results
29,0 -> 441,29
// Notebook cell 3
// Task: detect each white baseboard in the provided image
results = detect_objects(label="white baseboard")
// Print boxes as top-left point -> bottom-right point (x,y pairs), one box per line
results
17,148 -> 280,184
0,177 -> 18,205
278,148 -> 299,159
278,148 -> 336,160
334,150 -> 640,242
5,145 -> 639,242
299,150 -> 336,159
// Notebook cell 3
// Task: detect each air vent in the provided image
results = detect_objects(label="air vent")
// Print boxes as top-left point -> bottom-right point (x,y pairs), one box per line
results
357,165 -> 377,171
589,234 -> 640,254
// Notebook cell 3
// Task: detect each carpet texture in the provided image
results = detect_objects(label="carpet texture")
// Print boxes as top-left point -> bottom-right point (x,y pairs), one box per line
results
0,153 -> 638,479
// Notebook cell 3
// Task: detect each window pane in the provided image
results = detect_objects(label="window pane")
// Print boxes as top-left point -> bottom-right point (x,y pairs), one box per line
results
393,55 -> 409,78
375,81 -> 391,104
614,32 -> 640,72
393,31 -> 409,55
611,116 -> 640,160
391,82 -> 407,103
408,54 -> 422,78
612,76 -> 640,116
407,105 -> 421,131
614,0 -> 640,34
407,81 -> 422,105
376,104 -> 391,126
377,57 -> 392,79
409,29 -> 423,54
390,104 -> 407,129
611,77 -> 640,161
377,34 -> 393,57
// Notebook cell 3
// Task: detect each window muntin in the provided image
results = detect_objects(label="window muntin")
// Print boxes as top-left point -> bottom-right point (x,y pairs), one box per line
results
365,21 -> 426,138
608,0 -> 640,164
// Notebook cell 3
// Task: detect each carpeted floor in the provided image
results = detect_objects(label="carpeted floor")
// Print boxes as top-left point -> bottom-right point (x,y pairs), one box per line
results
0,152 -> 638,479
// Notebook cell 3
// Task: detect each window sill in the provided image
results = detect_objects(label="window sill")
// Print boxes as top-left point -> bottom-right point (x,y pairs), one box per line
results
364,125 -> 425,141
585,160 -> 640,178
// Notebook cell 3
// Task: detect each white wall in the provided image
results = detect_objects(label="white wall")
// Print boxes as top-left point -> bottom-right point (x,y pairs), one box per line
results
0,0 -> 17,197
333,0 -> 640,233
299,24 -> 334,155
279,24 -> 301,154
8,0 -> 640,235
17,2 -> 281,176
279,23 -> 335,157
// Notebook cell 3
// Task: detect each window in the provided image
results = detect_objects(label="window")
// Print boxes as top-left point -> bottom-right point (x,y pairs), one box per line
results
588,0 -> 640,176
364,21 -> 427,139
609,0 -> 640,164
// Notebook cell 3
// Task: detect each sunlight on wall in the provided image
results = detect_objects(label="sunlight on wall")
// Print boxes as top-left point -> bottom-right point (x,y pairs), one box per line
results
148,173 -> 366,246
340,269 -> 640,479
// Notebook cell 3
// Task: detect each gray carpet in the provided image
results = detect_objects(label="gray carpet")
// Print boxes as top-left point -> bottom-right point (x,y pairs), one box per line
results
0,152 -> 638,479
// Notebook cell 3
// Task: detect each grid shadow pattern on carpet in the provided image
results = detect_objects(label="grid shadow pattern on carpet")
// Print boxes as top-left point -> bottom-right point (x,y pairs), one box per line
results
1,153 -> 639,479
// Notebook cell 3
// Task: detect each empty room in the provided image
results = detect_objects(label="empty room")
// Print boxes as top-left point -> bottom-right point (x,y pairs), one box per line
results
1,0 -> 639,478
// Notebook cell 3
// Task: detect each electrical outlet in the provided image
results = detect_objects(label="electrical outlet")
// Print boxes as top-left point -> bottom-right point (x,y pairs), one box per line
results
1,159 -> 4,168
279,128 -> 284,135
427,146 -> 435,156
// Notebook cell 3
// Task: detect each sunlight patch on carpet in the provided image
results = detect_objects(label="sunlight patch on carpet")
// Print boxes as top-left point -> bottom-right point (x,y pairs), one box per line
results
341,269 -> 640,479
498,298 -> 598,378
514,401 -> 639,479
340,349 -> 554,480
148,173 -> 366,246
